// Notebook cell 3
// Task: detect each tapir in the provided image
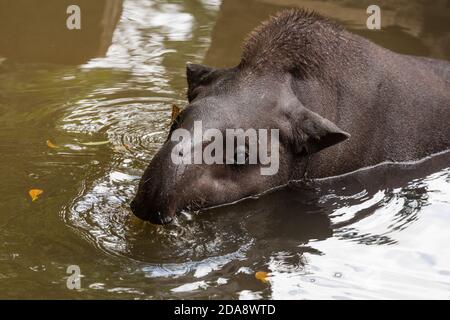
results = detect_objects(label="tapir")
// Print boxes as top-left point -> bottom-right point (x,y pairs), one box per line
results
131,9 -> 450,224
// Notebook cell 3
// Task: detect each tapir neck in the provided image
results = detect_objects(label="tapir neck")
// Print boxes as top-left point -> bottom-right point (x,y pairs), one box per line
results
291,35 -> 450,178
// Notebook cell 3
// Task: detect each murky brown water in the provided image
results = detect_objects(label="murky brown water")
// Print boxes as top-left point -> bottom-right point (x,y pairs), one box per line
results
1,0 -> 450,299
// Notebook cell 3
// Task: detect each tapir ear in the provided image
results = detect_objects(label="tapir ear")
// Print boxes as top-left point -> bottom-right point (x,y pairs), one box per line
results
186,63 -> 214,101
292,108 -> 350,155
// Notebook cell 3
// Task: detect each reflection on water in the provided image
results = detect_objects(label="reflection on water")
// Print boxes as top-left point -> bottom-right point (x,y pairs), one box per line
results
0,0 -> 123,64
0,0 -> 450,299
205,0 -> 450,67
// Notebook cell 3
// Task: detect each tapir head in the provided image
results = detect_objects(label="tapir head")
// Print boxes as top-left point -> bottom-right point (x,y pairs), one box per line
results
130,10 -> 350,224
130,64 -> 349,224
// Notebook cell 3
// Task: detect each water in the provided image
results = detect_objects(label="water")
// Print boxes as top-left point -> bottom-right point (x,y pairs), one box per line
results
0,0 -> 449,299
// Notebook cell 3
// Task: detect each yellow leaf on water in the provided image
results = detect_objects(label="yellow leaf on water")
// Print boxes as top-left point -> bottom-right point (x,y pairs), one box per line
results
46,140 -> 59,149
255,271 -> 269,283
171,104 -> 181,123
80,141 -> 109,146
29,189 -> 43,201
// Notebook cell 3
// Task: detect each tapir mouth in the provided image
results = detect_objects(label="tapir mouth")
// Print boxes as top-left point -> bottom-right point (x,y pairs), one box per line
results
129,200 -> 174,225
134,211 -> 174,225
151,212 -> 174,225
151,201 -> 208,225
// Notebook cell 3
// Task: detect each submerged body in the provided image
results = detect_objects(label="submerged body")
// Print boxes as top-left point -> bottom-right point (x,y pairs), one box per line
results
131,9 -> 450,224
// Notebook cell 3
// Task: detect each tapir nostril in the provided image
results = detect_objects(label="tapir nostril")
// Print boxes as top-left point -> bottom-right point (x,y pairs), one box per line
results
130,200 -> 137,213
130,199 -> 149,221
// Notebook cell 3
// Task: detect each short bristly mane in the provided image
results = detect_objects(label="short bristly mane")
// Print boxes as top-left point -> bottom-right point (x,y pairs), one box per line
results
239,9 -> 348,78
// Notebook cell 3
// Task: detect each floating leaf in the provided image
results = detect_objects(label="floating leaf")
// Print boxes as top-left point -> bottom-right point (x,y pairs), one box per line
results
255,271 -> 269,283
80,141 -> 109,146
46,140 -> 59,149
171,104 -> 181,123
29,189 -> 43,201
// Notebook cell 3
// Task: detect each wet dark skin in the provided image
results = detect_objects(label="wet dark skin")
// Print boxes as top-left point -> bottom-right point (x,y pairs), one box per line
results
131,9 -> 450,224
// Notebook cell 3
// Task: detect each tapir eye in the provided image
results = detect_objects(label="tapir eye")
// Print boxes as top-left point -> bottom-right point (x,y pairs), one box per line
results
233,145 -> 250,165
